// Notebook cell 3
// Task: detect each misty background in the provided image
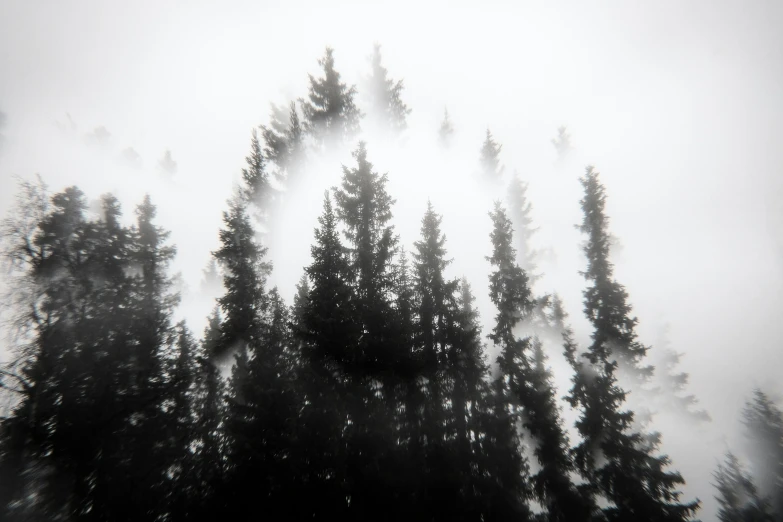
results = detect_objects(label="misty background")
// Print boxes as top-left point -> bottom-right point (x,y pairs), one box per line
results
2,1 -> 783,519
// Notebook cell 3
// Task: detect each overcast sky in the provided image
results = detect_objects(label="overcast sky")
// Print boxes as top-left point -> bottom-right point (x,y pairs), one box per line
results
2,1 -> 783,518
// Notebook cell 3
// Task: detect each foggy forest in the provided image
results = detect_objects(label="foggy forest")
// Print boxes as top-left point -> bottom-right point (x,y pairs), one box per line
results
1,2 -> 782,521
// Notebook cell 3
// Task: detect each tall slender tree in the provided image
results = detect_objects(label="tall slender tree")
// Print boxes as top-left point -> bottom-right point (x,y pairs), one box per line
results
714,453 -> 776,522
480,129 -> 504,184
506,171 -> 539,279
439,107 -> 454,148
578,166 -> 651,382
487,203 -> 593,521
365,43 -> 411,134
566,167 -> 700,521
261,101 -> 305,186
301,47 -> 363,147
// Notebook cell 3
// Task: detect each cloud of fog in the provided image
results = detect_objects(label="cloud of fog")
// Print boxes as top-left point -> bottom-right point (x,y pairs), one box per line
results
2,1 -> 783,518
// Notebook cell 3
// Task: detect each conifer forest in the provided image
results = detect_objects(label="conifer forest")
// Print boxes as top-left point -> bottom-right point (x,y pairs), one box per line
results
1,3 -> 783,521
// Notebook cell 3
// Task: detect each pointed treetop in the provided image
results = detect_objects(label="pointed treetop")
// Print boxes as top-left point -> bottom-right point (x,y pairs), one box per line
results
300,46 -> 363,146
366,43 -> 411,133
439,107 -> 454,147
480,129 -> 504,182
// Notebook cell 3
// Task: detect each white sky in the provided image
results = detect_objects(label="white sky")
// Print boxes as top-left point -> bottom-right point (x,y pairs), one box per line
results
2,1 -> 783,518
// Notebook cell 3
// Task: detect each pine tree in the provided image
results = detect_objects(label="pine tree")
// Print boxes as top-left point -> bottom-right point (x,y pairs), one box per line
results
451,277 -> 494,517
194,311 -> 226,518
332,142 -> 403,519
160,322 -> 199,520
487,203 -> 593,521
411,202 -> 463,519
332,142 -> 398,375
241,129 -> 276,234
741,390 -> 783,517
365,43 -> 411,135
439,108 -> 454,148
211,191 -> 271,363
645,325 -> 710,423
506,171 -> 539,278
566,166 -> 700,521
301,47 -> 363,147
291,192 -> 356,519
0,188 -> 183,521
480,129 -> 504,184
714,453 -> 776,522
261,101 -> 305,186
578,166 -> 651,382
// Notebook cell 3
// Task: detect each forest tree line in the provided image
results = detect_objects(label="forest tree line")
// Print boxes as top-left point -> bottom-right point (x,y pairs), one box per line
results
0,45 -> 781,522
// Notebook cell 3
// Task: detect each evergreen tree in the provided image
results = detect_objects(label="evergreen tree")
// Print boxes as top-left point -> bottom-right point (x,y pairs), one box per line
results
365,43 -> 411,134
292,192 -> 355,519
480,129 -> 504,184
714,453 -> 776,522
301,47 -> 363,147
211,150 -> 297,516
241,129 -> 276,234
578,166 -> 651,382
741,390 -> 783,517
332,142 -> 398,375
506,171 -> 539,278
0,188 -> 183,521
160,322 -> 199,520
194,310 -> 226,518
487,203 -> 593,521
451,277 -> 494,517
411,202 -> 462,519
645,325 -> 710,423
211,191 -> 271,362
261,101 -> 305,186
439,107 -> 454,148
332,143 -> 403,519
566,167 -> 700,521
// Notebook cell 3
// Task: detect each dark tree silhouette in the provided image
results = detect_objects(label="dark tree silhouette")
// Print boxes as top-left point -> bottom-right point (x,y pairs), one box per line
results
301,47 -> 363,147
566,167 -> 700,521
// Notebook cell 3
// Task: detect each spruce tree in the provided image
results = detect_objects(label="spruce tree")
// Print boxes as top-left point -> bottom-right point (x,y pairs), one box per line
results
365,43 -> 411,135
487,203 -> 593,521
480,129 -> 504,184
506,171 -> 539,278
291,193 -> 355,519
713,453 -> 776,522
566,166 -> 700,521
301,47 -> 363,147
212,148 -> 297,516
332,141 -> 399,377
411,202 -> 463,519
261,101 -> 305,186
241,129 -> 276,234
741,390 -> 783,517
578,166 -> 651,382
644,325 -> 710,423
332,143 -> 402,518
